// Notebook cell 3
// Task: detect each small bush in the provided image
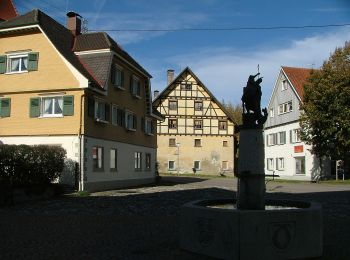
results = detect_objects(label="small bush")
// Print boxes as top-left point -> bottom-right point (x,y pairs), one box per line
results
0,144 -> 66,186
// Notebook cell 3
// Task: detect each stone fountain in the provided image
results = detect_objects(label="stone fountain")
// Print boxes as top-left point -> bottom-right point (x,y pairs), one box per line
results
180,73 -> 323,259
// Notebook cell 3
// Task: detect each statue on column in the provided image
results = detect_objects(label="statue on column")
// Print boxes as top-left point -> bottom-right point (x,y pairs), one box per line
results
241,73 -> 267,128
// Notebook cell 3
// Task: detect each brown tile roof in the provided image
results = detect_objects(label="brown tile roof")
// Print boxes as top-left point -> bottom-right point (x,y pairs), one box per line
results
0,0 -> 18,21
282,66 -> 313,100
73,32 -> 151,78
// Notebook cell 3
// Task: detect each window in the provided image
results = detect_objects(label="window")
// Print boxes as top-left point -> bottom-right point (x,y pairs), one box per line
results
169,100 -> 177,110
270,108 -> 274,118
223,140 -> 228,147
0,52 -> 39,74
277,131 -> 286,145
194,101 -> 203,111
112,105 -> 118,125
222,161 -> 228,170
194,139 -> 202,147
0,98 -> 11,118
281,80 -> 288,91
276,157 -> 285,170
180,82 -> 192,90
145,118 -> 154,135
110,149 -> 117,171
168,161 -> 175,170
29,95 -> 74,118
278,101 -> 293,114
145,153 -> 151,171
125,110 -> 137,130
134,152 -> 142,170
92,146 -> 104,171
169,138 -> 176,147
219,120 -> 227,130
169,119 -> 177,129
295,157 -> 305,175
131,75 -> 141,97
267,133 -> 277,146
111,64 -> 124,89
95,99 -> 110,122
117,108 -> 125,126
267,158 -> 274,170
194,120 -> 203,129
290,129 -> 301,143
194,161 -> 201,170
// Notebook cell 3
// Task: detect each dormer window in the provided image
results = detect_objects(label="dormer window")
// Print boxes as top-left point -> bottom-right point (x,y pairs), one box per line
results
0,52 -> 39,74
281,80 -> 288,91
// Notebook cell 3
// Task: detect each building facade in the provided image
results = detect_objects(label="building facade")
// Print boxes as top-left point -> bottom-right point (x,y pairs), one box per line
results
0,9 -> 160,191
153,68 -> 235,175
264,66 -> 330,180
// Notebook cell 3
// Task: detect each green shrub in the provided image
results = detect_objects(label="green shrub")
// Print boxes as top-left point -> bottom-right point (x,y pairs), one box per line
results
0,144 -> 66,185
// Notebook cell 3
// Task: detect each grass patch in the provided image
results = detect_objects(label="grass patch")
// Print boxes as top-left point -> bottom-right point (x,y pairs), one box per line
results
76,191 -> 91,197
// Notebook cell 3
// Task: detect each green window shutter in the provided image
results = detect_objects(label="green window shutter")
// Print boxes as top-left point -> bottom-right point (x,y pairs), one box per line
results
27,52 -> 39,71
0,98 -> 11,117
63,95 -> 74,116
0,55 -> 6,74
29,97 -> 41,117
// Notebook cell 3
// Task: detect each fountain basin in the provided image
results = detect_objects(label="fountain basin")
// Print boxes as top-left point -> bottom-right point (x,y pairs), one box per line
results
180,198 -> 322,260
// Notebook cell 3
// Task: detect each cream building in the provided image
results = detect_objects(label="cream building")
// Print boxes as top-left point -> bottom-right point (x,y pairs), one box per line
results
153,68 -> 235,175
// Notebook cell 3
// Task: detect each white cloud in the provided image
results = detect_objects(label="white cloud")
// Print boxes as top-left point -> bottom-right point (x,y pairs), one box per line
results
150,28 -> 350,106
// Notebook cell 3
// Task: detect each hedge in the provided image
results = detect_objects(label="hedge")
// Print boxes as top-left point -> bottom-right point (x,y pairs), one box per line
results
0,144 -> 66,185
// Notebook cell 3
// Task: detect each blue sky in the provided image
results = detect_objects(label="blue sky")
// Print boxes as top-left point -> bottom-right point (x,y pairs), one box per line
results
14,0 -> 350,106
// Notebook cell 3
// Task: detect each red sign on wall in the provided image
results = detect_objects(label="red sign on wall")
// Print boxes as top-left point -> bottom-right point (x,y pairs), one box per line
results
294,145 -> 303,153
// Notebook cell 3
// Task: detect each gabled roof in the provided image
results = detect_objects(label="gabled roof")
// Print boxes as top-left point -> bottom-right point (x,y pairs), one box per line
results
0,9 -> 152,90
152,67 -> 235,123
0,0 -> 18,21
281,66 -> 313,101
0,9 -> 103,89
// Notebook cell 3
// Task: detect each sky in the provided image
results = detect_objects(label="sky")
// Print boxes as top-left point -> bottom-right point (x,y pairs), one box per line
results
13,0 -> 350,106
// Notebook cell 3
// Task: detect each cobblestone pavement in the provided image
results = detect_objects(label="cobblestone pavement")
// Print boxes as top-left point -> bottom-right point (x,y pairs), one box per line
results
1,176 -> 350,259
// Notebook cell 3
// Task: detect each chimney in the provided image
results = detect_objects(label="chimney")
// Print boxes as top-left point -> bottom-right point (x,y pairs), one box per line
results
167,69 -> 175,85
153,90 -> 159,99
66,11 -> 82,36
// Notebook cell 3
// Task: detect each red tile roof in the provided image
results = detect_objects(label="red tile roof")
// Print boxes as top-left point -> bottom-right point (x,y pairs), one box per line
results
282,66 -> 313,100
0,0 -> 18,21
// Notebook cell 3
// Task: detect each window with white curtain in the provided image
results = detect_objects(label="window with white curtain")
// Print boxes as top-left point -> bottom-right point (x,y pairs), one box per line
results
7,54 -> 28,73
42,97 -> 63,117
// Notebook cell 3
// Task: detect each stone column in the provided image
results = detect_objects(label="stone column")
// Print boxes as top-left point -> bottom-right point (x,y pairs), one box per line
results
236,128 -> 265,210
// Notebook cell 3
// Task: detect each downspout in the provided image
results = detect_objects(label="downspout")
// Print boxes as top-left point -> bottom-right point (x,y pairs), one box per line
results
79,92 -> 85,191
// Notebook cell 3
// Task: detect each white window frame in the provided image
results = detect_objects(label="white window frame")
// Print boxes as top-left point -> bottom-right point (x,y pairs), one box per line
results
125,110 -> 136,131
269,107 -> 274,118
134,152 -> 142,171
41,96 -> 63,118
112,104 -> 118,125
145,153 -> 151,171
145,117 -> 154,135
291,129 -> 302,143
277,131 -> 286,145
131,75 -> 141,98
267,158 -> 274,170
168,160 -> 175,170
276,157 -> 285,171
112,64 -> 124,89
110,149 -> 118,171
92,146 -> 104,171
6,53 -> 28,74
194,160 -> 201,171
278,101 -> 293,115
267,133 -> 277,146
281,79 -> 288,91
94,99 -> 108,123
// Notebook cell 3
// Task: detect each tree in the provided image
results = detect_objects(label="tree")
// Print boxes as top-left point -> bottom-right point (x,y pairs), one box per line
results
300,42 -> 350,163
222,100 -> 243,126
